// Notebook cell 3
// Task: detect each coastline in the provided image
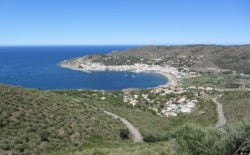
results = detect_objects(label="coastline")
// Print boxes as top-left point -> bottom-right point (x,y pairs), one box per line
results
59,62 -> 181,89
157,72 -> 178,88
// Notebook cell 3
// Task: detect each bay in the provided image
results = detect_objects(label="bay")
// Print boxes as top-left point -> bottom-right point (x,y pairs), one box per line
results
0,46 -> 167,90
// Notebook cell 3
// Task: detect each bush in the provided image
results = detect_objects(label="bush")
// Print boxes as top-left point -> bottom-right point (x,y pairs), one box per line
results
39,131 -> 50,141
0,143 -> 10,150
14,144 -> 27,152
144,132 -> 175,143
175,124 -> 220,155
175,120 -> 250,155
143,135 -> 159,142
120,129 -> 129,140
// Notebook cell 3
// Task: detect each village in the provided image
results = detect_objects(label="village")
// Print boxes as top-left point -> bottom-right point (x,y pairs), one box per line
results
59,55 -> 246,118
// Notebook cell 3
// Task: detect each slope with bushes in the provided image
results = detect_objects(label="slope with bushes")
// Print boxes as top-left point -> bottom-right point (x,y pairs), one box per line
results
220,91 -> 250,123
54,89 -> 217,139
111,45 -> 250,73
0,85 -> 126,154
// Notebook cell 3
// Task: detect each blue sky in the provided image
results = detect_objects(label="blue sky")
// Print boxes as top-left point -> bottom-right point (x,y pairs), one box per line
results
0,0 -> 249,45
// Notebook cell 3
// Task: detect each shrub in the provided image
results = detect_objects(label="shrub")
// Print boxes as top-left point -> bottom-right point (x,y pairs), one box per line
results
39,131 -> 50,141
143,135 -> 160,142
0,143 -> 10,150
175,124 -> 220,155
14,144 -> 27,152
175,120 -> 250,155
144,132 -> 175,143
120,128 -> 129,140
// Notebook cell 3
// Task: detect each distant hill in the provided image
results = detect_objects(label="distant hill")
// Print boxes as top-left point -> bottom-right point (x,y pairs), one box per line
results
110,45 -> 250,73
0,85 -> 124,154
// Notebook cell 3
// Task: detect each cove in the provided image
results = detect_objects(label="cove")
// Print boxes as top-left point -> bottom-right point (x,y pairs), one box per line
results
0,46 -> 167,90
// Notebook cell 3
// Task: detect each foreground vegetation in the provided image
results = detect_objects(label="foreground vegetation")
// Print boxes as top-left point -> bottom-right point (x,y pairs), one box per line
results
55,90 -> 217,139
1,84 -> 250,154
64,141 -> 176,155
175,119 -> 250,155
53,88 -> 250,154
0,85 -> 126,154
68,120 -> 250,155
220,91 -> 250,123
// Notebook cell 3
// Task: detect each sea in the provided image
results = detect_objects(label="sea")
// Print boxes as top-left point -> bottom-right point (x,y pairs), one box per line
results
0,46 -> 167,90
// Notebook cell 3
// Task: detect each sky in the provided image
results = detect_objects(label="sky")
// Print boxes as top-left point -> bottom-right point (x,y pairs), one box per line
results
0,0 -> 249,45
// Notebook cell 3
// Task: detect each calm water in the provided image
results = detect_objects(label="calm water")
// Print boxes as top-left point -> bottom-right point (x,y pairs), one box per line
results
0,46 -> 167,90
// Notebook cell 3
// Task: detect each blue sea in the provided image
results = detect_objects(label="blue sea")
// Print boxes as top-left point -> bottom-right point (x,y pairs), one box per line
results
0,46 -> 167,90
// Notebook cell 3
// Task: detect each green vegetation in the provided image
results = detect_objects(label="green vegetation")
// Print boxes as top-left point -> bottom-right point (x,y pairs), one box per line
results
220,91 -> 250,123
67,119 -> 250,155
66,141 -> 176,155
111,45 -> 250,73
2,45 -> 250,154
0,85 -> 126,154
213,49 -> 250,74
120,129 -> 130,140
182,73 -> 250,88
175,119 -> 250,155
62,45 -> 250,76
100,99 -> 216,138
1,84 -> 250,154
55,90 -> 217,138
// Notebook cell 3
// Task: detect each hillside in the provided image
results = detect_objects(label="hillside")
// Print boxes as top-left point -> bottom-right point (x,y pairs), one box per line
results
54,44 -> 250,154
59,45 -> 250,74
220,91 -> 250,123
54,89 -> 217,137
110,45 -> 250,73
2,44 -> 250,154
54,89 -> 250,155
0,85 -> 126,154
61,45 -> 250,74
1,85 -> 250,154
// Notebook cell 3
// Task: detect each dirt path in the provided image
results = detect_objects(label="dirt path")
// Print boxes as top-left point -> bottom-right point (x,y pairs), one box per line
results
212,95 -> 226,128
103,110 -> 143,143
72,98 -> 143,143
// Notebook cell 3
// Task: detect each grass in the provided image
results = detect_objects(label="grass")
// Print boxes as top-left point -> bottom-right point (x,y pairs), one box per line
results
0,85 -> 126,154
182,73 -> 250,88
220,91 -> 250,123
1,85 -> 249,154
55,90 -> 217,138
175,119 -> 250,155
64,141 -> 176,155
100,99 -> 216,137
65,119 -> 250,155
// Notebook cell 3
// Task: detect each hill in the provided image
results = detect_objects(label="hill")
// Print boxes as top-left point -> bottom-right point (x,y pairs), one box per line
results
54,90 -> 250,155
2,44 -> 250,154
61,45 -> 250,74
1,85 -> 250,154
110,45 -> 250,73
0,85 -> 125,154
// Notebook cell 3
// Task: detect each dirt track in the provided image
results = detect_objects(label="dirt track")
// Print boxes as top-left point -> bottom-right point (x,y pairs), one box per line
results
103,110 -> 143,143
212,95 -> 226,128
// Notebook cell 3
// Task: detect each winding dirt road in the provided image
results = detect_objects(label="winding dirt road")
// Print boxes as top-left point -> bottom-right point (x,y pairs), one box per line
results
212,95 -> 226,128
72,98 -> 143,143
103,110 -> 143,143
